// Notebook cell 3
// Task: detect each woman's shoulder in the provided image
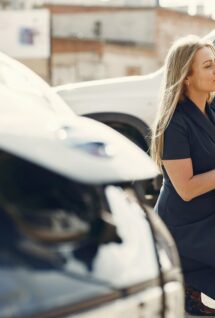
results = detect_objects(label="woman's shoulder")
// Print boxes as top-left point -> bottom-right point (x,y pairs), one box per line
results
163,103 -> 190,160
167,103 -> 188,131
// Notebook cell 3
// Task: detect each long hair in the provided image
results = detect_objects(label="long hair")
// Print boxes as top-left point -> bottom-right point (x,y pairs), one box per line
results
150,35 -> 215,170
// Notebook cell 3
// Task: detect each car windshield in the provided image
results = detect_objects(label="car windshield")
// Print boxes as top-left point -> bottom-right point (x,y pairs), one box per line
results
0,53 -> 75,118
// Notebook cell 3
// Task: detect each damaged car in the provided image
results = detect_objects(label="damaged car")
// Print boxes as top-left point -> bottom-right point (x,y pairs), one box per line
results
0,52 -> 184,318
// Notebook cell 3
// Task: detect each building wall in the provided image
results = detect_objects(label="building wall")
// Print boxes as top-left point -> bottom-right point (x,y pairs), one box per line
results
43,0 -> 156,7
49,5 -> 215,85
103,43 -> 158,77
18,58 -> 50,82
157,8 -> 215,62
52,9 -> 156,46
50,5 -> 159,84
52,38 -> 158,85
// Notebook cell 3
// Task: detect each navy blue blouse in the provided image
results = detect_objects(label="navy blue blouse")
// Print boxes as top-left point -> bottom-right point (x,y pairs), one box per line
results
155,96 -> 215,298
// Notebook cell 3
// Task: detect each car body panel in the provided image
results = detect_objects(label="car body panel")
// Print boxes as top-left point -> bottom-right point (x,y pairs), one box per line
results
55,68 -> 163,129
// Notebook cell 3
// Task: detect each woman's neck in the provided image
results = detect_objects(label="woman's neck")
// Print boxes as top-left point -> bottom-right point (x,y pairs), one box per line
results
186,92 -> 208,114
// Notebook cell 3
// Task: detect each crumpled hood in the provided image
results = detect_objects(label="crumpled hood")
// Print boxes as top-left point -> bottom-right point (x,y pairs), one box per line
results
0,110 -> 158,184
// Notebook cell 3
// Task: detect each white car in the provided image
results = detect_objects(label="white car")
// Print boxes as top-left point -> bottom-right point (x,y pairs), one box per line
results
54,68 -> 163,153
0,52 -> 184,318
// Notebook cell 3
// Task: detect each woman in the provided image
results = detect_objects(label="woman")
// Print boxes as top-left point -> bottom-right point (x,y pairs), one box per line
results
151,35 -> 215,316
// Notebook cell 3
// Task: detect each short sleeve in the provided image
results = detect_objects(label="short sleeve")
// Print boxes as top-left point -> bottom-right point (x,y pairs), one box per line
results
162,112 -> 191,160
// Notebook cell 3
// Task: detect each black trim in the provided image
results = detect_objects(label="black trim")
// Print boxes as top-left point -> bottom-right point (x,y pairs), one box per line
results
20,291 -> 122,318
19,277 -> 164,318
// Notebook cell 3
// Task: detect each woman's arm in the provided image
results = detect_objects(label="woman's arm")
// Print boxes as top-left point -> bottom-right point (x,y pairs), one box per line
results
163,158 -> 215,201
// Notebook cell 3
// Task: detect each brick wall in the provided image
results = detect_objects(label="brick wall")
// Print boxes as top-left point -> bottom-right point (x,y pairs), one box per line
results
157,8 -> 215,63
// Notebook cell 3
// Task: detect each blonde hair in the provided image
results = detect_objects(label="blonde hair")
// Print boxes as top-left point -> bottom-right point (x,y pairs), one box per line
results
150,35 -> 215,170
